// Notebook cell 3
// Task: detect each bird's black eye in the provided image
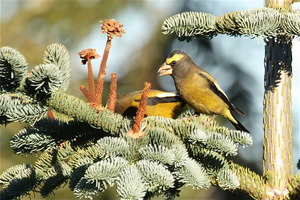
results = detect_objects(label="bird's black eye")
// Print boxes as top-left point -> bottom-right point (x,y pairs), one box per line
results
171,61 -> 176,65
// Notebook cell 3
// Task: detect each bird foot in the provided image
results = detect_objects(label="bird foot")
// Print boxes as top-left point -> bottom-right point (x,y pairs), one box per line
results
178,115 -> 197,121
202,120 -> 213,128
202,115 -> 217,128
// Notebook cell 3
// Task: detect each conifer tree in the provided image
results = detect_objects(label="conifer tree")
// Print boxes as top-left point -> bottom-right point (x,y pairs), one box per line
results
1,2 -> 300,200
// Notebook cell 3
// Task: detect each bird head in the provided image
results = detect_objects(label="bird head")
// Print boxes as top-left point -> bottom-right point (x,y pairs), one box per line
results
158,50 -> 193,78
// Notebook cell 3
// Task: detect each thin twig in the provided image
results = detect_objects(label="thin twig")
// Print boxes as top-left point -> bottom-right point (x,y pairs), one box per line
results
78,48 -> 100,103
95,19 -> 125,108
107,73 -> 117,112
79,85 -> 91,102
47,110 -> 55,121
127,82 -> 151,138
95,40 -> 111,106
87,58 -> 95,102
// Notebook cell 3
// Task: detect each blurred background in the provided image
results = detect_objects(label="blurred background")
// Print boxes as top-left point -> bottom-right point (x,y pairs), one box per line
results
1,0 -> 299,199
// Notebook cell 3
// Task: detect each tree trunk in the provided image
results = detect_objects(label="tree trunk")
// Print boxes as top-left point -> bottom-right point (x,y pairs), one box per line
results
263,34 -> 293,198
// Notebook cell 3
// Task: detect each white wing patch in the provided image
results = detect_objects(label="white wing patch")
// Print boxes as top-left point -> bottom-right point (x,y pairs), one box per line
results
157,92 -> 179,98
214,82 -> 229,99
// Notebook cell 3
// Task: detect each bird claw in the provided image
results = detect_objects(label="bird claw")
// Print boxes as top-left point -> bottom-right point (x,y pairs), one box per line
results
178,115 -> 197,121
202,114 -> 217,128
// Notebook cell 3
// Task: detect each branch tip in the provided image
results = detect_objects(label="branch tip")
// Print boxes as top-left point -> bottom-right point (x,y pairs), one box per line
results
79,85 -> 91,101
107,73 -> 117,112
127,82 -> 151,138
78,48 -> 100,65
127,129 -> 145,139
100,19 -> 125,40
47,110 -> 55,121
78,49 -> 100,102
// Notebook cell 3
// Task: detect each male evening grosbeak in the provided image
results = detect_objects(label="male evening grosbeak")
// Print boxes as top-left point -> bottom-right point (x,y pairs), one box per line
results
158,50 -> 249,133
114,90 -> 187,119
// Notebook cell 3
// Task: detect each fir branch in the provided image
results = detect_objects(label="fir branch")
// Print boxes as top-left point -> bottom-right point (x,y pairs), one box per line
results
216,8 -> 282,38
205,132 -> 238,156
175,158 -> 211,190
287,173 -> 300,199
10,126 -> 57,155
170,116 -> 210,141
224,130 -> 253,147
216,168 -> 240,190
167,117 -> 247,157
171,144 -> 190,168
40,162 -> 72,198
230,162 -> 268,199
47,90 -> 129,135
283,9 -> 300,36
96,137 -> 130,158
0,164 -> 34,188
33,118 -> 108,147
189,128 -> 238,156
136,160 -> 175,194
56,141 -> 75,161
144,115 -> 175,130
188,127 -> 209,143
10,119 -> 104,155
0,46 -> 28,92
47,108 -> 74,122
189,145 -> 228,176
234,8 -> 282,38
162,11 -> 217,41
176,107 -> 196,118
73,177 -> 99,200
162,7 -> 300,41
6,102 -> 47,123
81,157 -> 129,192
34,149 -> 58,178
215,11 -> 240,36
68,146 -> 105,192
44,91 -> 253,198
68,145 -> 105,171
69,165 -> 90,193
0,164 -> 37,200
116,165 -> 146,200
0,92 -> 47,124
145,118 -> 246,188
138,144 -> 176,165
199,119 -> 252,147
32,145 -> 73,196
43,43 -> 71,92
146,126 -> 184,148
121,135 -> 150,163
26,64 -> 62,96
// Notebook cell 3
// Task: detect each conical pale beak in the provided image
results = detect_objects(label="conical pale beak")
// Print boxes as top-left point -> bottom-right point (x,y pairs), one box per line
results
157,62 -> 173,76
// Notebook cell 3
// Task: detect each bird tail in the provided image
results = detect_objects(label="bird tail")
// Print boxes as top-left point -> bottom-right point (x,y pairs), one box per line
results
233,106 -> 245,116
230,117 -> 250,133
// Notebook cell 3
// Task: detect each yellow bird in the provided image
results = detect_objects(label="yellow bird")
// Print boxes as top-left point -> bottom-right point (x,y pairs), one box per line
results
114,90 -> 187,119
158,50 -> 249,133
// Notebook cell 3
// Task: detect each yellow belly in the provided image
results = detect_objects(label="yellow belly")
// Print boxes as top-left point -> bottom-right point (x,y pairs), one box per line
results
176,78 -> 227,116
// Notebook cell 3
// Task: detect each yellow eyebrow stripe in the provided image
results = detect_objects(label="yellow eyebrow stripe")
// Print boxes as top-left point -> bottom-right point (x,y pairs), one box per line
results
166,54 -> 184,64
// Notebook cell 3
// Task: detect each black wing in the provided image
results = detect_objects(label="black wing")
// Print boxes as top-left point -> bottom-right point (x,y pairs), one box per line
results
134,95 -> 185,106
198,73 -> 245,115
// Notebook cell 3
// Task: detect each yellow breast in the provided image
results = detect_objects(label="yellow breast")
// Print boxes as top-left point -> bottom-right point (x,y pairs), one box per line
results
176,73 -> 227,116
